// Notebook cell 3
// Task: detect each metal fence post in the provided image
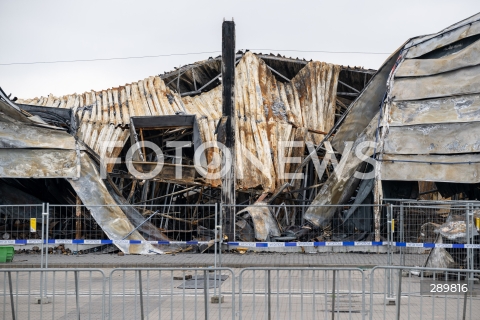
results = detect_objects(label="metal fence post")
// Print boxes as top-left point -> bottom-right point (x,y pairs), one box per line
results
395,268 -> 402,320
44,203 -> 50,300
218,203 -> 223,267
462,277 -> 468,320
203,269 -> 209,320
40,203 -> 45,270
400,202 -> 405,266
8,271 -> 16,320
386,205 -> 392,299
331,269 -> 336,320
138,270 -> 145,320
267,269 -> 271,320
466,203 -> 474,271
74,271 -> 81,320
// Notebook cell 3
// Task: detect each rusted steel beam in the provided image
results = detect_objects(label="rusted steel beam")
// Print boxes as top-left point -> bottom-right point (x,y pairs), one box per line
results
336,92 -> 359,96
338,80 -> 360,93
266,65 -> 290,82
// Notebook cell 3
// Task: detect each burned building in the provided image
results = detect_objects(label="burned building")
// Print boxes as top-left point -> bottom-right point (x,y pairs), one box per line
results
5,12 -> 480,256
2,51 -> 373,250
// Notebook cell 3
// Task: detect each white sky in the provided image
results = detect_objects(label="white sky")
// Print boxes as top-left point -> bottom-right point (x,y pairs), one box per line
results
1,0 -> 478,99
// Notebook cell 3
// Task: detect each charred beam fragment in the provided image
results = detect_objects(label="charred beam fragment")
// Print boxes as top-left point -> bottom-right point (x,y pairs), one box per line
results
221,20 -> 236,241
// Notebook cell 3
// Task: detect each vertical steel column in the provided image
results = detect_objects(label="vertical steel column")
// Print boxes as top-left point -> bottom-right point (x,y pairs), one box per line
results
220,20 -> 236,242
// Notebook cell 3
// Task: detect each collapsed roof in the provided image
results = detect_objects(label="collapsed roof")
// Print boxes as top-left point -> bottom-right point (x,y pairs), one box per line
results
4,13 -> 480,247
0,88 -> 169,254
16,52 -> 373,194
4,51 -> 373,246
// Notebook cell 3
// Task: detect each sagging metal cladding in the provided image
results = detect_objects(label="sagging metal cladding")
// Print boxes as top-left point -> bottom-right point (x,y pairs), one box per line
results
0,120 -> 77,149
378,12 -> 480,183
303,13 -> 480,235
236,203 -> 281,242
0,94 -> 164,254
395,38 -> 480,77
380,154 -> 480,183
389,94 -> 480,126
68,152 -> 161,254
0,149 -> 79,178
331,46 -> 403,151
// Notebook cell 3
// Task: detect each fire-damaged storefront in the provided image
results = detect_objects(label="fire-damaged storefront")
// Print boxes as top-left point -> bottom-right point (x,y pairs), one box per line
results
1,15 -> 480,268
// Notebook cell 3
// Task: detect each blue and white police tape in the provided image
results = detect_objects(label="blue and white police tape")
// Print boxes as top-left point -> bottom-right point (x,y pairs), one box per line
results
1,239 -> 479,249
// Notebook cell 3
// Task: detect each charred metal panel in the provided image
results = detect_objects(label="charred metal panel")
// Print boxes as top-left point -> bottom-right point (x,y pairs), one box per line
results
384,122 -> 480,155
304,114 -> 378,227
131,115 -> 195,128
0,96 -> 66,131
107,182 -> 172,244
68,152 -> 161,254
389,94 -> 480,126
396,39 -> 480,77
0,149 -> 78,178
403,13 -> 480,51
236,203 -> 281,241
405,19 -> 480,59
132,162 -> 197,183
332,47 -> 402,151
18,103 -> 72,126
0,120 -> 77,149
381,154 -> 480,183
391,64 -> 480,101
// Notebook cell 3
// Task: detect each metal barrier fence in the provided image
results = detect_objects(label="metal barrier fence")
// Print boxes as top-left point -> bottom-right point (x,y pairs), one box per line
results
2,202 -> 479,272
1,266 -> 479,319
370,266 -> 480,320
109,268 -> 235,320
385,201 -> 480,270
238,267 -> 366,320
0,204 -> 217,243
0,268 -> 106,320
47,204 -> 218,244
0,204 -> 45,243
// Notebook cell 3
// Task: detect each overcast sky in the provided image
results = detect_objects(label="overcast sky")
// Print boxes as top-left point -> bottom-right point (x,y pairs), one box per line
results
1,1 -> 478,99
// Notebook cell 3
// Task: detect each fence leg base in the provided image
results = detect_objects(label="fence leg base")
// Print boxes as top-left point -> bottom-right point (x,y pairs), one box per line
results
210,295 -> 224,304
36,296 -> 51,304
385,297 -> 396,305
